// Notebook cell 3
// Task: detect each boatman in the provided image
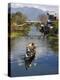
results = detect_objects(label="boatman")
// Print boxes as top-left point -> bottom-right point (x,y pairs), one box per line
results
26,42 -> 36,57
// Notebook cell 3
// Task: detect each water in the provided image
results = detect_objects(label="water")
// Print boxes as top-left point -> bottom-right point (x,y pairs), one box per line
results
10,25 -> 58,77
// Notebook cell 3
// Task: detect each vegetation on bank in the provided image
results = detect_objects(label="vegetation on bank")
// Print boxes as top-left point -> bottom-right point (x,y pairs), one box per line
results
9,12 -> 30,39
47,20 -> 58,52
35,19 -> 58,52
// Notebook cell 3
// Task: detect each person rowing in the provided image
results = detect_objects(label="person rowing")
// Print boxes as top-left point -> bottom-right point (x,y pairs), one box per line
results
26,43 -> 36,58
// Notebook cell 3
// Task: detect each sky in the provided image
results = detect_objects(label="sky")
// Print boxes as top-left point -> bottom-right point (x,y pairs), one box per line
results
11,3 -> 59,16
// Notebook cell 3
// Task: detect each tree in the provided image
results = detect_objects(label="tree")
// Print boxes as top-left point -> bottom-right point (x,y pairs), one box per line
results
11,12 -> 27,25
10,12 -> 27,31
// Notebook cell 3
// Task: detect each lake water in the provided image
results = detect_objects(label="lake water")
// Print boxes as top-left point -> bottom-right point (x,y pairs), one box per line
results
10,25 -> 58,77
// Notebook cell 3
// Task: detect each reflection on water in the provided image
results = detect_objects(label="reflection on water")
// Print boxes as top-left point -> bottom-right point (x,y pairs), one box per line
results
24,55 -> 35,70
10,25 -> 58,77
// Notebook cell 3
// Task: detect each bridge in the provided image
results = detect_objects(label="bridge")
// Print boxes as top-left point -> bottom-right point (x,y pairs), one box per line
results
17,20 -> 41,27
16,20 -> 56,27
25,20 -> 41,23
13,20 -> 56,32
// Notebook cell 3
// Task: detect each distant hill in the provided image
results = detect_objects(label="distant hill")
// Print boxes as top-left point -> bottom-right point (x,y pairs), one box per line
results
10,7 -> 47,21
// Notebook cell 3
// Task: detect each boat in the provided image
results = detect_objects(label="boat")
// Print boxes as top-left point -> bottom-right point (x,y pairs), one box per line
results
25,47 -> 36,60
24,54 -> 35,70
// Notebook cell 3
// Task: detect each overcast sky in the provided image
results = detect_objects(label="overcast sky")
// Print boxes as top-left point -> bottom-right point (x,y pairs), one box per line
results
11,3 -> 59,16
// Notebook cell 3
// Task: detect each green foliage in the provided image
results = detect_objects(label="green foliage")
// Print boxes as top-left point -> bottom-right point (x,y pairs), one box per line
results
52,20 -> 58,28
47,20 -> 58,52
9,12 -> 31,39
52,20 -> 58,34
11,12 -> 27,25
48,35 -> 58,52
